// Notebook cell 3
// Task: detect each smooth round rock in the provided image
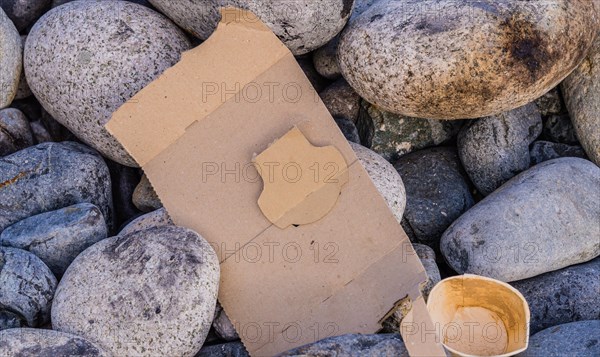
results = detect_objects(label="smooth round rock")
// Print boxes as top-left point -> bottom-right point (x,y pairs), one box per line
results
52,226 -> 220,357
338,0 -> 599,119
519,320 -> 600,357
119,207 -> 173,236
358,101 -> 464,161
394,147 -> 474,246
0,0 -> 51,31
148,0 -> 354,55
29,119 -> 52,143
1,203 -> 108,277
320,79 -> 361,123
280,333 -> 409,356
511,258 -> 599,335
562,36 -> 600,166
52,0 -> 153,8
441,158 -> 600,282
413,243 -> 441,301
15,35 -> 32,100
350,141 -> 406,223
25,0 -> 191,166
0,108 -> 33,156
133,174 -> 162,212
530,141 -> 587,166
0,8 -> 21,109
0,328 -> 108,356
458,103 -> 542,196
0,142 -> 113,232
334,116 -> 360,143
0,247 -> 57,327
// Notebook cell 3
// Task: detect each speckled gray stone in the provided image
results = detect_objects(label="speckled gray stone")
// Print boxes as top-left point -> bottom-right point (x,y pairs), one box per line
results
320,79 -> 361,123
413,243 -> 441,301
0,8 -> 21,109
119,207 -> 173,236
530,141 -> 587,165
0,108 -> 33,156
148,0 -> 354,55
25,0 -> 191,166
534,87 -> 564,117
52,226 -> 220,357
0,328 -> 109,356
52,0 -> 152,8
29,119 -> 52,143
196,341 -> 249,357
1,203 -> 107,277
0,0 -> 51,31
350,141 -> 406,223
339,0 -> 599,119
511,258 -> 599,335
15,35 -> 32,100
334,117 -> 360,143
458,103 -> 542,196
213,302 -> 238,341
518,320 -> 600,357
0,142 -> 113,232
0,247 -> 56,327
311,0 -> 381,79
562,36 -> 600,166
441,158 -> 600,282
297,56 -> 330,93
0,311 -> 24,330
541,114 -> 579,144
394,147 -> 474,246
358,101 -> 464,161
279,333 -> 409,357
133,174 -> 162,212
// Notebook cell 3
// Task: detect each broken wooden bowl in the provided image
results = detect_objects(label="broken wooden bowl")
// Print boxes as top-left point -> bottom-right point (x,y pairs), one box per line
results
427,274 -> 530,356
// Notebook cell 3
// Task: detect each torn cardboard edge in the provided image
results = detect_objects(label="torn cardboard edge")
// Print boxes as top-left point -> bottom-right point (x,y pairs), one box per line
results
107,7 -> 445,357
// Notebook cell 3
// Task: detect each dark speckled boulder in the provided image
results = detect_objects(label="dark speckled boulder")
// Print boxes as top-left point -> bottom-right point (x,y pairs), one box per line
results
0,0 -> 50,32
279,333 -> 409,356
518,320 -> 600,357
52,226 -> 220,357
0,142 -> 113,232
339,0 -> 599,119
511,258 -> 600,335
0,328 -> 108,356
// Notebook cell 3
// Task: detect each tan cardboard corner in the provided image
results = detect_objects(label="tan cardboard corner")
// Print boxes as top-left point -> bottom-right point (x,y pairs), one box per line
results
107,7 -> 445,357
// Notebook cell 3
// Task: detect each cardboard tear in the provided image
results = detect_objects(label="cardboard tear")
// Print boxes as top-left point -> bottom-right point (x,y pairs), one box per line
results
106,7 -> 444,356
254,126 -> 349,229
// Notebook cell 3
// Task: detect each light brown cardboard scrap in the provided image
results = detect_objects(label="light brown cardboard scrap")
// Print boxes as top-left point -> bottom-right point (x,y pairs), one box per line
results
107,7 -> 445,357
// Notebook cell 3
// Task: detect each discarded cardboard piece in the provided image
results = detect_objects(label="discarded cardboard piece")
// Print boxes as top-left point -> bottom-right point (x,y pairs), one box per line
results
107,8 -> 444,356
427,275 -> 530,357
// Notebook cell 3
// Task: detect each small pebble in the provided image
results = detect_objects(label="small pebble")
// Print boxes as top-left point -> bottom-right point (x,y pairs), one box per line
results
133,173 -> 162,212
0,108 -> 34,156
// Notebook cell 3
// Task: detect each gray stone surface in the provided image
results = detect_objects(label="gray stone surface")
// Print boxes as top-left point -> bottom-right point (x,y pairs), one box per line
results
320,79 -> 361,123
0,311 -> 24,330
52,226 -> 220,357
458,103 -> 542,196
15,35 -> 32,100
334,117 -> 360,144
534,87 -> 564,117
394,147 -> 474,246
441,158 -> 600,282
133,173 -> 162,212
351,142 -> 406,223
1,203 -> 108,277
196,341 -> 249,357
313,37 -> 341,80
562,36 -> 600,166
542,114 -> 579,144
0,142 -> 113,232
518,320 -> 600,357
511,258 -> 600,335
297,56 -> 330,93
52,0 -> 152,8
0,246 -> 56,327
0,8 -> 21,109
358,101 -> 464,161
0,108 -> 33,156
0,0 -> 51,31
212,302 -> 238,341
279,333 -> 409,357
413,243 -> 441,301
25,0 -> 191,166
0,328 -> 109,356
29,119 -> 52,143
530,141 -> 587,166
119,207 -> 173,236
338,0 -> 598,119
148,0 -> 354,55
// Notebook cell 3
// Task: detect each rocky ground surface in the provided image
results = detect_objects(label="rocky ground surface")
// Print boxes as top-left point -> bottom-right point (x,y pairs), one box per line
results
0,1 -> 598,357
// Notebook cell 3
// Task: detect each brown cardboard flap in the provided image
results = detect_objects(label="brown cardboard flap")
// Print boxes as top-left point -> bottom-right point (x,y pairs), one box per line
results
106,7 -> 438,356
254,126 -> 349,229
